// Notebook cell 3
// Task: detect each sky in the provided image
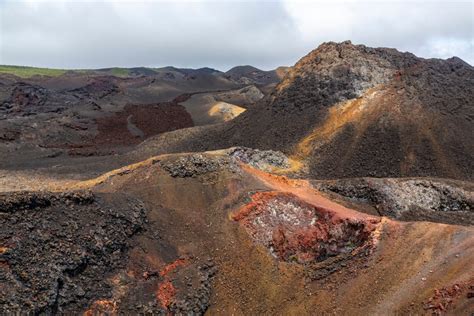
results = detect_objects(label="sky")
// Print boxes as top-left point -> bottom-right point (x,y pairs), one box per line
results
0,0 -> 473,71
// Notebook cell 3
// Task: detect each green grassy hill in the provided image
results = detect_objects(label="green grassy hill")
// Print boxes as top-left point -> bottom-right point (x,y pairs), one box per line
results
0,65 -> 68,78
0,65 -> 157,78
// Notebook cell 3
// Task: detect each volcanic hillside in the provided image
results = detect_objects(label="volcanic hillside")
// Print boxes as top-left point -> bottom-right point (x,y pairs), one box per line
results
0,64 -> 281,167
137,41 -> 474,180
1,149 -> 473,314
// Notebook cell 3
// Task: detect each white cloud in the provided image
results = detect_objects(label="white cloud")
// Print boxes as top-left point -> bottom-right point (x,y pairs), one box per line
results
0,0 -> 472,69
419,37 -> 474,61
282,0 -> 473,63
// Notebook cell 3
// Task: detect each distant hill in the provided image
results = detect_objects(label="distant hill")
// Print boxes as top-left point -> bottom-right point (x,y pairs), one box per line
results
0,64 -> 286,85
225,65 -> 289,85
0,65 -> 67,78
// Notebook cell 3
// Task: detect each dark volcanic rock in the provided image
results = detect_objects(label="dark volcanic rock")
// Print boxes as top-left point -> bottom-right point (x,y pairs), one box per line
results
227,147 -> 290,171
162,153 -> 231,178
312,178 -> 474,225
1,83 -> 48,113
11,84 -> 47,106
69,77 -> 120,99
270,40 -> 418,112
161,148 -> 291,178
0,191 -> 147,314
169,261 -> 218,315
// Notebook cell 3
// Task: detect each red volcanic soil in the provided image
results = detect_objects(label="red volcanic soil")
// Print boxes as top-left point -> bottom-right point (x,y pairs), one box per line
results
423,280 -> 474,314
156,280 -> 176,309
156,258 -> 189,310
68,95 -> 194,155
232,191 -> 377,263
95,103 -> 193,145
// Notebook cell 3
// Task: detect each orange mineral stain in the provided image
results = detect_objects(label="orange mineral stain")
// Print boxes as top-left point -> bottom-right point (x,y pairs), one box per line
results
83,299 -> 117,316
156,280 -> 177,309
160,258 -> 187,277
155,258 -> 189,309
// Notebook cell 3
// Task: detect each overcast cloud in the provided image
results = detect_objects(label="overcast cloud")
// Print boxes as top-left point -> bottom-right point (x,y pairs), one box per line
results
0,0 -> 472,70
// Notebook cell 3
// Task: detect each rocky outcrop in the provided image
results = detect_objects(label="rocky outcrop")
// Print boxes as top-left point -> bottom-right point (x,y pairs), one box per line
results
232,191 -> 377,263
0,191 -> 146,314
313,177 -> 474,225
69,77 -> 120,99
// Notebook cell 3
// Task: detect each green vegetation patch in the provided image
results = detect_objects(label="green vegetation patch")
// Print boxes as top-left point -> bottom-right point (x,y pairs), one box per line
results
0,65 -> 67,78
107,67 -> 131,77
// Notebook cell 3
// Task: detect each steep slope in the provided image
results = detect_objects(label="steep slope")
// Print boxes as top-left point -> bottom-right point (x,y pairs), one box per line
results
137,41 -> 474,180
235,41 -> 474,179
1,150 -> 473,314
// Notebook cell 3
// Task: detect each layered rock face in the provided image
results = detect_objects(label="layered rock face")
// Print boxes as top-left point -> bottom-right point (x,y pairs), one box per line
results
271,40 -> 418,110
276,42 -> 473,180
